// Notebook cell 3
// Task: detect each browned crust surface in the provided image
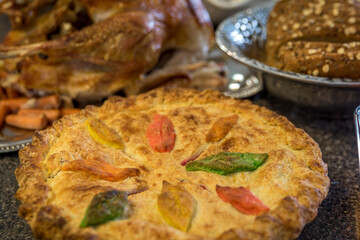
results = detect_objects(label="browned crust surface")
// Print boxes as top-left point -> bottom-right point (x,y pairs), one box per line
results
16,87 -> 329,240
266,0 -> 360,79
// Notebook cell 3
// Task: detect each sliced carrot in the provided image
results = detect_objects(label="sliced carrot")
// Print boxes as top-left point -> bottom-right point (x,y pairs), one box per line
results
5,114 -> 48,130
35,95 -> 61,109
0,105 -> 9,128
5,87 -> 20,98
60,108 -> 81,116
18,108 -> 60,122
0,97 -> 30,112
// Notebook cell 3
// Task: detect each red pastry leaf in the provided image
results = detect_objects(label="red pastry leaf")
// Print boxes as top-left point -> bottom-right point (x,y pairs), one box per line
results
180,145 -> 206,166
62,158 -> 140,182
180,153 -> 201,166
216,185 -> 269,216
206,115 -> 238,142
146,114 -> 176,153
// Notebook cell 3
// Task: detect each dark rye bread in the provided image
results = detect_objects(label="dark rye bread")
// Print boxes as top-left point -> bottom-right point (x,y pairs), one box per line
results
266,0 -> 360,79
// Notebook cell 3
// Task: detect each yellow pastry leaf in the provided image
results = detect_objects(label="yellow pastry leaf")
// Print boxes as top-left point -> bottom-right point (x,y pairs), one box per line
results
86,119 -> 124,149
157,181 -> 195,232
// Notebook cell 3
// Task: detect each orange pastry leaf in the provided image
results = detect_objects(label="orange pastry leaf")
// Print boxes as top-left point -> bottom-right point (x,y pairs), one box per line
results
157,181 -> 195,232
216,185 -> 269,216
146,114 -> 176,153
206,115 -> 238,142
86,119 -> 124,149
62,158 -> 140,182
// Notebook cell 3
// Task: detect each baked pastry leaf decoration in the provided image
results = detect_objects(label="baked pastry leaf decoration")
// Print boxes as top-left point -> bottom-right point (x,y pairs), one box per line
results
62,158 -> 140,182
216,185 -> 269,216
206,115 -> 238,142
180,153 -> 201,166
146,114 -> 176,153
85,119 -> 124,149
185,152 -> 268,175
80,190 -> 129,228
157,181 -> 195,232
180,146 -> 206,166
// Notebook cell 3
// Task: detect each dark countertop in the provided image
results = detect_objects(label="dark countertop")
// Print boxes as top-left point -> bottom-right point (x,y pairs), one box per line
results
0,93 -> 359,240
256,95 -> 360,240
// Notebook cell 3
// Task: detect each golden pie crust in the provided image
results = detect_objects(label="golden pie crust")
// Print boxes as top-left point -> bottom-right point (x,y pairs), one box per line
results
15,88 -> 330,240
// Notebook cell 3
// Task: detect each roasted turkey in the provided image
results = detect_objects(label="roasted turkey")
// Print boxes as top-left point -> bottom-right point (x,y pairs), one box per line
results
0,0 -> 225,102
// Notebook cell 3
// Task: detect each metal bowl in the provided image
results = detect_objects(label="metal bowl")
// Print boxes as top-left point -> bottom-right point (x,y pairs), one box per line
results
216,3 -> 360,112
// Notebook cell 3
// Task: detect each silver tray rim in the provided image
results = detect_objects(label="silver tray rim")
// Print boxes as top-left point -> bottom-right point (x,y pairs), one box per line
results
215,3 -> 360,88
0,137 -> 31,153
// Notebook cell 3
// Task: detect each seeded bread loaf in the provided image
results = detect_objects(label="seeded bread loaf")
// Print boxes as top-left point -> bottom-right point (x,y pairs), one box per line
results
266,0 -> 360,79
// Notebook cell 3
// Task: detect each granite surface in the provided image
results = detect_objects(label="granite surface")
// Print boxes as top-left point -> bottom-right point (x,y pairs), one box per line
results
0,93 -> 359,240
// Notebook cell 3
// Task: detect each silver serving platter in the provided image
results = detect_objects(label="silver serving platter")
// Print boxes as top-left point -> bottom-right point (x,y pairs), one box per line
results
0,126 -> 32,153
208,47 -> 263,99
0,15 -> 32,153
216,3 -> 360,111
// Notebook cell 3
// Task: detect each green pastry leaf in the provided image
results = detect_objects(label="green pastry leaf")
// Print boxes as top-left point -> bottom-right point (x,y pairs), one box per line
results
185,152 -> 268,175
80,190 -> 128,228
